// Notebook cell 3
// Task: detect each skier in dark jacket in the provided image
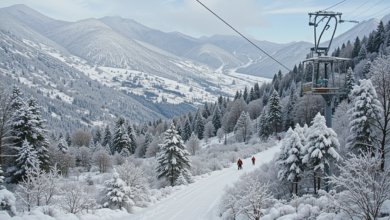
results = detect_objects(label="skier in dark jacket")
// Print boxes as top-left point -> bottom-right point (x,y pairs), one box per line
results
237,159 -> 243,170
252,156 -> 255,165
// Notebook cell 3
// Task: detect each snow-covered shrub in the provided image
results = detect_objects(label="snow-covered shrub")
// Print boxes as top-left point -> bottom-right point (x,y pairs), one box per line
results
92,149 -> 112,173
115,160 -> 150,207
0,188 -> 16,216
15,164 -> 61,212
328,151 -> 390,220
59,180 -> 98,214
220,173 -> 274,220
189,157 -> 211,176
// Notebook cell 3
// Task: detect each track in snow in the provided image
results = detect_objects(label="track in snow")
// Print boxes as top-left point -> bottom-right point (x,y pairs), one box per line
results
116,145 -> 280,220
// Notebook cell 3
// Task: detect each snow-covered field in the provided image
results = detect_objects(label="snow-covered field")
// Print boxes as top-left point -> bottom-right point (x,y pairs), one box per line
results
116,144 -> 280,220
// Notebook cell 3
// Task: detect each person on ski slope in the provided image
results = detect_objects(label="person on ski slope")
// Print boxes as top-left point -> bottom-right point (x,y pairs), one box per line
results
237,159 -> 243,170
252,156 -> 255,165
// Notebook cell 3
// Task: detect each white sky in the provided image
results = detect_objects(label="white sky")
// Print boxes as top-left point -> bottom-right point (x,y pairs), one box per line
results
0,0 -> 389,44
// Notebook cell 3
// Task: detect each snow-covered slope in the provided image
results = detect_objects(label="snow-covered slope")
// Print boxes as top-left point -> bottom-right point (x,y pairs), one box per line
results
0,8 -> 69,55
236,41 -> 312,77
99,16 -> 242,69
45,18 -> 192,80
0,4 -> 69,34
115,144 -> 280,220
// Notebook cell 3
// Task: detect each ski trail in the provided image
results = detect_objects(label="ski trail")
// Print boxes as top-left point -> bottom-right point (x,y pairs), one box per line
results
116,144 -> 280,220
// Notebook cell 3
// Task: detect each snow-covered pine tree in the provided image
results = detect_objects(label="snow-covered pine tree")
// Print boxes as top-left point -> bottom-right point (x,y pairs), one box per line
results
254,82 -> 261,99
181,118 -> 191,142
26,97 -> 50,170
358,43 -> 367,62
283,83 -> 296,131
102,125 -> 112,149
112,117 -> 127,154
194,112 -> 204,140
345,67 -> 355,98
57,136 -> 69,153
94,126 -> 103,144
294,123 -> 307,146
126,123 -> 137,154
174,171 -> 188,186
362,59 -> 372,79
202,103 -> 211,119
268,89 -> 283,134
302,113 -> 340,193
212,106 -> 222,135
156,123 -> 191,186
258,108 -> 271,141
347,79 -> 382,153
14,139 -> 39,181
276,128 -> 304,194
104,144 -> 111,155
105,169 -> 133,209
234,111 -> 252,143
9,85 -> 24,111
65,132 -> 72,147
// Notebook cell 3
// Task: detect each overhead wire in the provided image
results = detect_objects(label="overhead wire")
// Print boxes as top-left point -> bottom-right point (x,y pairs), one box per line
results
196,0 -> 292,72
350,0 -> 385,20
322,0 -> 347,11
344,0 -> 370,18
361,6 -> 390,21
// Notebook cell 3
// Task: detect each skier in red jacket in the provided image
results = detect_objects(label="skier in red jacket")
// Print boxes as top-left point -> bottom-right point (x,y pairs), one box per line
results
237,159 -> 243,170
252,156 -> 255,165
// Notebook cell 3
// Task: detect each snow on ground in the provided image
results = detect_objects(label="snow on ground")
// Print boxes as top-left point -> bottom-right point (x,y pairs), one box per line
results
115,143 -> 281,220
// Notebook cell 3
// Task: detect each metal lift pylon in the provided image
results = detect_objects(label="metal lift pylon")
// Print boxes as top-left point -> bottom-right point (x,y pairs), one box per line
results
302,11 -> 358,192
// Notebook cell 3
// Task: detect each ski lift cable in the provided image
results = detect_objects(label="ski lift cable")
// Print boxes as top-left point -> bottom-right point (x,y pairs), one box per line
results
196,0 -> 292,73
322,0 -> 347,11
344,0 -> 370,18
350,0 -> 385,20
361,6 -> 390,22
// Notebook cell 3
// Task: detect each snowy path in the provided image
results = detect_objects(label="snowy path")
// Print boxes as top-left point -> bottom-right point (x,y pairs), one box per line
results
116,145 -> 280,220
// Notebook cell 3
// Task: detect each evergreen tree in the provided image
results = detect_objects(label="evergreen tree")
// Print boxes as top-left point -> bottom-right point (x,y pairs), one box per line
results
268,89 -> 283,134
258,108 -> 271,141
65,132 -> 72,147
358,44 -> 367,62
347,79 -> 382,154
218,95 -> 223,106
243,86 -> 248,103
156,123 -> 191,186
249,87 -> 256,102
9,85 -> 24,111
144,132 -> 153,154
88,139 -> 96,152
193,111 -> 204,140
181,118 -> 192,142
362,60 -> 372,79
26,97 -> 50,170
302,113 -> 340,193
367,32 -> 375,53
103,125 -> 112,149
254,83 -> 261,99
202,103 -> 211,119
174,171 -> 188,186
112,117 -> 126,154
352,36 -> 361,58
126,124 -> 137,154
212,106 -> 222,135
57,136 -> 69,153
345,67 -> 355,99
105,169 -> 133,209
374,21 -> 385,52
14,139 -> 39,181
283,83 -> 296,131
140,122 -> 148,135
276,128 -> 304,194
94,126 -> 103,144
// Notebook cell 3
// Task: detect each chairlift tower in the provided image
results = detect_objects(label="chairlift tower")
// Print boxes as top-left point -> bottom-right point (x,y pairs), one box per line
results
302,11 -> 357,192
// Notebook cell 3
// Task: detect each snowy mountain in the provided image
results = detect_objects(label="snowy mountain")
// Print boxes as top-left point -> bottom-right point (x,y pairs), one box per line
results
99,16 -> 242,69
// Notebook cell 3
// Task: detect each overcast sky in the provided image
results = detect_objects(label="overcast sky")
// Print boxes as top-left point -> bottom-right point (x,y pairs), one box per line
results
0,0 -> 389,43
